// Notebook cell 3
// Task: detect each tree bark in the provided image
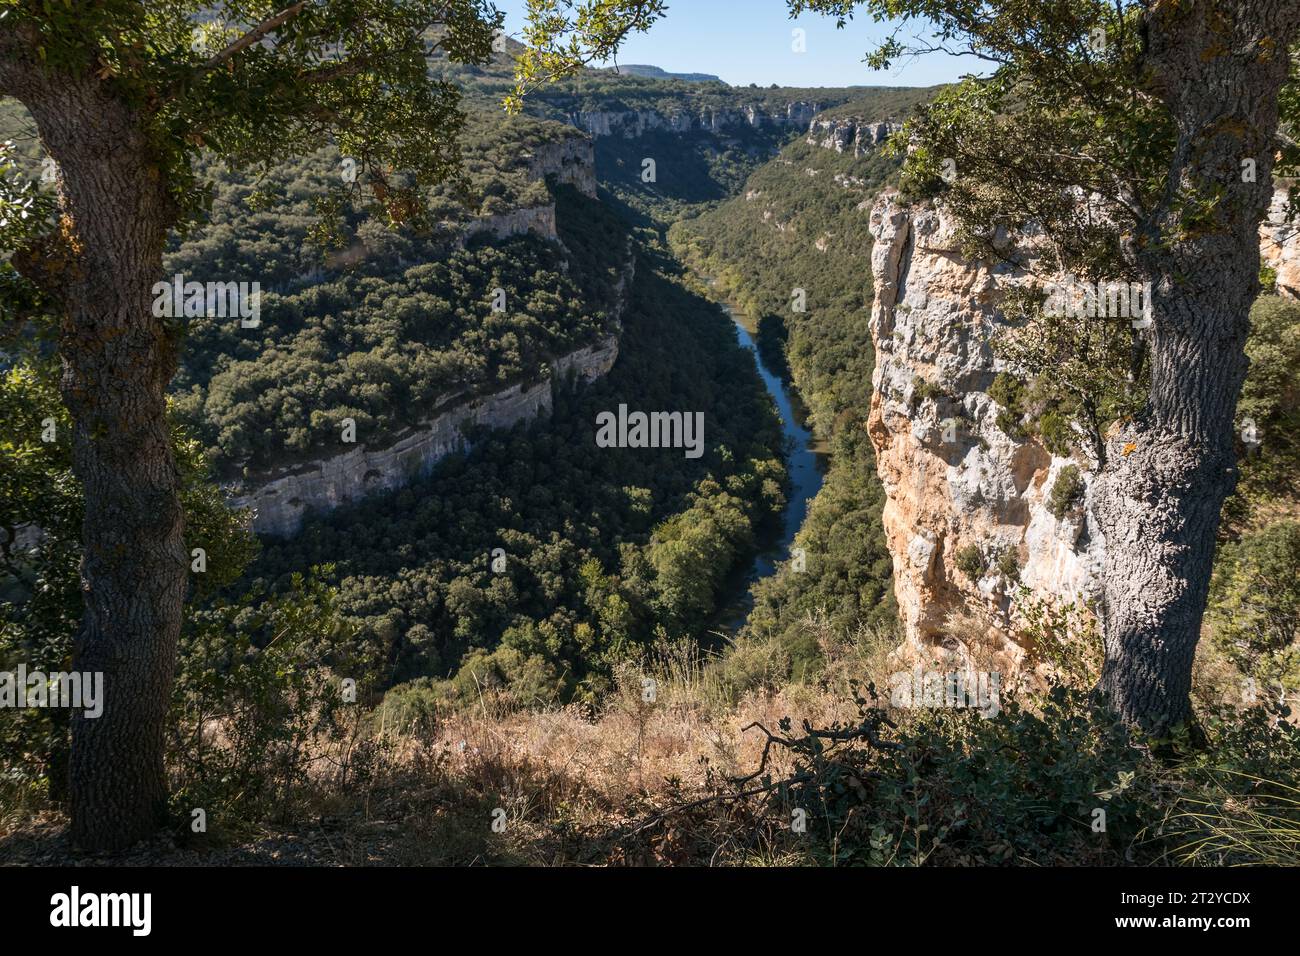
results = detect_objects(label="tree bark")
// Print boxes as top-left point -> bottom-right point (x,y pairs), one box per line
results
1093,0 -> 1300,735
15,67 -> 185,850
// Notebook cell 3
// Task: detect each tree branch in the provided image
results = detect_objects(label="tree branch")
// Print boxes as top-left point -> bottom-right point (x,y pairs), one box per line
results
193,2 -> 311,78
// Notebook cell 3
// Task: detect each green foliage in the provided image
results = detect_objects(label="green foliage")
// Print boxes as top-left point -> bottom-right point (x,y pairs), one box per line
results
2,1 -> 503,235
986,371 -> 1022,413
911,376 -> 947,403
994,545 -> 1020,583
987,371 -> 1028,440
994,290 -> 1145,461
0,357 -> 367,823
1224,295 -> 1300,528
0,135 -> 55,329
508,0 -> 668,112
953,543 -> 985,581
1260,264 -> 1279,294
1048,464 -> 1085,520
172,190 -> 620,474
169,572 -> 378,833
1208,520 -> 1300,697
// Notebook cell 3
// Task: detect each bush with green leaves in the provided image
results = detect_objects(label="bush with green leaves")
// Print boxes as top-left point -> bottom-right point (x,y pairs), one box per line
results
1208,520 -> 1300,698
994,546 -> 1021,582
169,572 -> 381,835
953,543 -> 985,581
1048,464 -> 1086,519
1222,295 -> 1300,531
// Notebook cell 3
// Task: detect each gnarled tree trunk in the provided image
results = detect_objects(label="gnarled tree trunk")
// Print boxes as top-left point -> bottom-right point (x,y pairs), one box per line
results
18,69 -> 185,850
1092,0 -> 1300,735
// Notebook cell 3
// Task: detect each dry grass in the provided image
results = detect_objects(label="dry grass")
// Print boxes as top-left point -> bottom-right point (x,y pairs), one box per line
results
6,607 -> 1289,866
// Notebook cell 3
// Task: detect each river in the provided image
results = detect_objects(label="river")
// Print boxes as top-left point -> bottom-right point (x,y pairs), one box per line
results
714,302 -> 829,631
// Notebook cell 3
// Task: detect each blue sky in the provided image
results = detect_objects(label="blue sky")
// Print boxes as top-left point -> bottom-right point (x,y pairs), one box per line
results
491,0 -> 975,89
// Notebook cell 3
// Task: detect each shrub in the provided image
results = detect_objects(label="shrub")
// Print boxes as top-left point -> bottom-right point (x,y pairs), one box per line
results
994,546 -> 1021,582
1260,264 -> 1278,294
1208,520 -> 1300,695
1048,464 -> 1085,519
953,543 -> 986,581
167,573 -> 378,836
1038,409 -> 1075,457
987,371 -> 1024,410
911,375 -> 948,404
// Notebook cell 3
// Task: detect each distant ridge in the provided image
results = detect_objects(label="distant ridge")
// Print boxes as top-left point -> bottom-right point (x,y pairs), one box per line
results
609,64 -> 724,83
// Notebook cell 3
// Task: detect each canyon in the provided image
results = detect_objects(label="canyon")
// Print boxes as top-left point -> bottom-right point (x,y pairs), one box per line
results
227,103 -> 905,540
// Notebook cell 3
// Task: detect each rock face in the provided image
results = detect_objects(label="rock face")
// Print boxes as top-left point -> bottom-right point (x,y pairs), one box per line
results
229,334 -> 621,537
866,190 -> 1103,663
567,102 -> 823,139
456,138 -> 598,246
1261,186 -> 1300,300
864,184 -> 1296,664
528,138 -> 598,198
460,204 -> 558,245
807,119 -> 902,156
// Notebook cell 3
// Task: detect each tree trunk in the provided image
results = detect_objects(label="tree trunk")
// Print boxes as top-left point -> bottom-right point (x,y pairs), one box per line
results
22,75 -> 185,850
1092,0 -> 1300,735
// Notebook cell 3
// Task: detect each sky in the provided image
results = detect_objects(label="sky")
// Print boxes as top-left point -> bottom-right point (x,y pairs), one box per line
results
491,0 -> 976,89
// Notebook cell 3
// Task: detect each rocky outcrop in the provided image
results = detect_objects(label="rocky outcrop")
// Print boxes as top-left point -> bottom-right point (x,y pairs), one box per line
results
528,138 -> 598,198
864,184 -> 1297,666
866,190 -> 1102,665
455,135 -> 597,246
567,101 -> 823,139
807,118 -> 902,156
459,204 -> 558,246
229,333 -> 621,537
1261,185 -> 1299,299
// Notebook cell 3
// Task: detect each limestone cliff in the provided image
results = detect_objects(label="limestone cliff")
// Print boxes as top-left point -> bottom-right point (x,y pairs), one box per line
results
807,118 -> 902,156
227,333 -> 621,536
865,185 -> 1296,665
458,204 -> 558,246
527,137 -> 599,198
866,190 -> 1102,665
567,101 -> 822,138
1261,185 -> 1299,299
